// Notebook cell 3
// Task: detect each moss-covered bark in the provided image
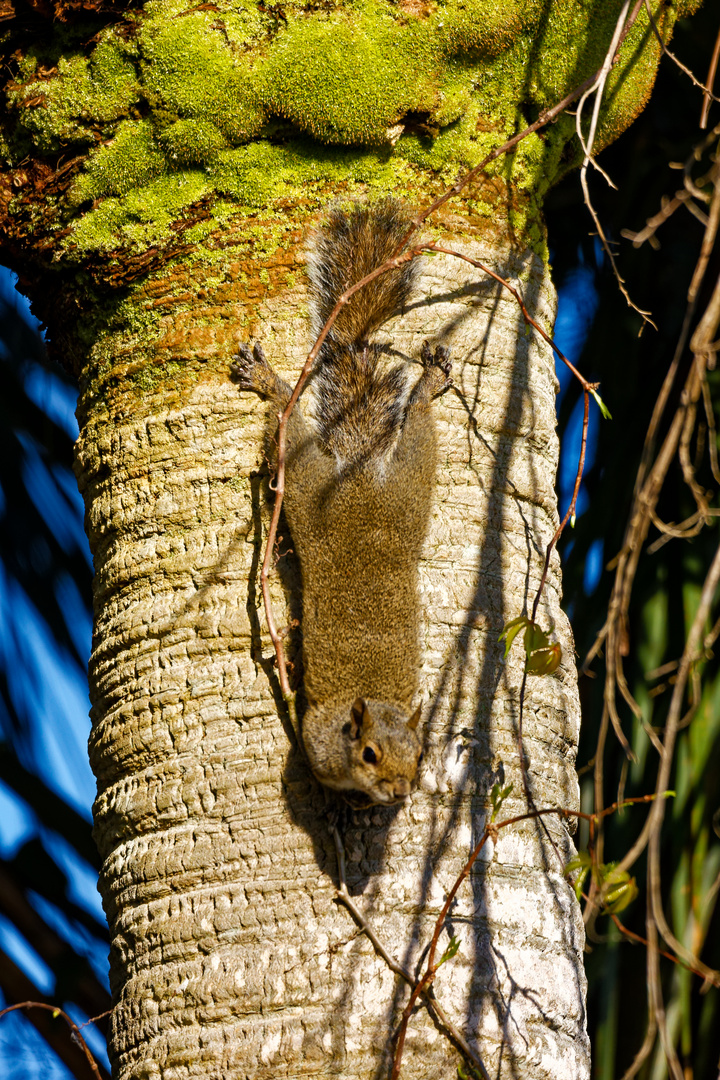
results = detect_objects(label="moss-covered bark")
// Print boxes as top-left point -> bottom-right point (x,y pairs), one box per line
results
0,0 -> 701,304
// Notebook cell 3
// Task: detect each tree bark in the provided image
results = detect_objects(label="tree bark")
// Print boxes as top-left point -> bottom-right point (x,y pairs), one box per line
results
74,215 -> 587,1079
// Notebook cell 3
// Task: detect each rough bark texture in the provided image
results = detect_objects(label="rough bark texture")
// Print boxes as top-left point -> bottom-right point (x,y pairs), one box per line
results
75,227 -> 588,1078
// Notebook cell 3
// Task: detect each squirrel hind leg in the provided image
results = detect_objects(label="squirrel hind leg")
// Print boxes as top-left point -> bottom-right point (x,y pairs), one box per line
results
231,342 -> 293,405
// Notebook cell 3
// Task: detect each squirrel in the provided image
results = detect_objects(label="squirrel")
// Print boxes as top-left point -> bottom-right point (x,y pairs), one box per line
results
231,199 -> 451,805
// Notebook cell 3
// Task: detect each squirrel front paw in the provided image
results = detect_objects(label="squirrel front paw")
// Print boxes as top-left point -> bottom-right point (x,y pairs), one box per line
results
420,339 -> 453,395
230,341 -> 276,397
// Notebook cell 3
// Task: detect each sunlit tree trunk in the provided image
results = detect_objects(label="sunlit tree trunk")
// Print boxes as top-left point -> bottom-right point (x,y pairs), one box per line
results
70,218 -> 587,1078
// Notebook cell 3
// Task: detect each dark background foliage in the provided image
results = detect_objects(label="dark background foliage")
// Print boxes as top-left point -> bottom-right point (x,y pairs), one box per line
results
0,6 -> 718,1077
547,4 -> 720,1076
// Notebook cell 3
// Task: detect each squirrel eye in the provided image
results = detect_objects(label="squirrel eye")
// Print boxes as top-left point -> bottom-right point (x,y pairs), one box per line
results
418,752 -> 424,764
362,746 -> 378,765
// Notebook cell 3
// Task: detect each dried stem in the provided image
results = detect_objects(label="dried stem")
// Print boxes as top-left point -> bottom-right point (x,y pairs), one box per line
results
0,1001 -> 105,1080
645,0 -> 720,102
575,0 -> 656,327
700,20 -> 720,128
331,827 -> 491,1080
584,148 -> 720,920
395,0 -> 644,250
388,801 -> 653,1080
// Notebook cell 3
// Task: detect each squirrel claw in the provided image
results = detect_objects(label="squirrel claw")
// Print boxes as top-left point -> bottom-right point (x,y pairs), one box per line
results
230,341 -> 273,395
420,339 -> 453,394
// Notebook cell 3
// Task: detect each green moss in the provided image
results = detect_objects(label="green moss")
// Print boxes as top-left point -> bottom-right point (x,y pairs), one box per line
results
259,12 -> 437,145
8,34 -> 139,153
434,0 -> 526,56
159,119 -> 225,167
71,168 -> 211,252
73,120 -> 166,201
138,4 -> 265,142
5,0 -> 692,258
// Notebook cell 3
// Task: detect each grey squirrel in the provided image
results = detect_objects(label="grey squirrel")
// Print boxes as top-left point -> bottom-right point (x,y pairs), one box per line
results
231,200 -> 451,805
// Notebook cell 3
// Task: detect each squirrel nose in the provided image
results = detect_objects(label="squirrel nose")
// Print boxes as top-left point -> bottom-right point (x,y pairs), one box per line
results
393,779 -> 411,799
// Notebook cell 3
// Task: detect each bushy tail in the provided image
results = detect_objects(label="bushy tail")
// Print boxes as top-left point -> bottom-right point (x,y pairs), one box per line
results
307,199 -> 417,347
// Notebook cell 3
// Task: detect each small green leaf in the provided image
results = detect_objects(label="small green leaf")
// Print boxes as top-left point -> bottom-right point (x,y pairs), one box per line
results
523,621 -> 561,675
565,852 -> 592,875
499,615 -> 529,658
526,641 -> 562,676
604,876 -> 638,913
590,389 -> 612,420
596,862 -> 638,914
501,616 -> 561,674
523,621 -> 547,654
439,934 -> 461,966
491,781 -> 513,820
565,852 -> 591,901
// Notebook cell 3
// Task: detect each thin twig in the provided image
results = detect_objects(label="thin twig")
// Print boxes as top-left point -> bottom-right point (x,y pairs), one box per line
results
331,828 -> 491,1080
645,0 -> 720,102
575,0 -> 656,327
700,20 -> 720,128
0,1002 -> 105,1080
396,0 -> 644,249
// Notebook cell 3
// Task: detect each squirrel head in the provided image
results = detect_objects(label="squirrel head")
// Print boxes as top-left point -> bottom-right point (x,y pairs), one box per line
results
339,697 -> 423,805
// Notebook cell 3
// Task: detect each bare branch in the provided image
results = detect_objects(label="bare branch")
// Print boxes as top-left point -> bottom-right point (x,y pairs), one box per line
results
576,0 -> 656,328
645,0 -> 720,102
701,21 -> 720,128
0,1002 -> 106,1080
331,827 -> 491,1080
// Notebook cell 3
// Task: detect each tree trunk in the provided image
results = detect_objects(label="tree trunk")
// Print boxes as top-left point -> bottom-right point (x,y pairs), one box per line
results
72,212 -> 587,1078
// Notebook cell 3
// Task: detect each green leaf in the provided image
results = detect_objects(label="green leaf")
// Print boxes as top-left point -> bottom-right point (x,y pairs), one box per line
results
499,615 -> 529,658
523,621 -> 561,675
597,862 -> 639,914
439,934 -> 461,966
490,781 -> 513,820
565,851 -> 592,900
526,641 -> 562,675
565,852 -> 592,875
501,616 -> 561,674
590,388 -> 612,420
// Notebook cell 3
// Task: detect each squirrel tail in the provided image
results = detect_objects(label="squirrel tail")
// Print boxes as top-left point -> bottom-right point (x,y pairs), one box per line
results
307,199 -> 417,347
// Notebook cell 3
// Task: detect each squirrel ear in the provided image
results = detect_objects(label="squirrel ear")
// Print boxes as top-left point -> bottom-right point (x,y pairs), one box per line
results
407,705 -> 422,731
350,698 -> 367,739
